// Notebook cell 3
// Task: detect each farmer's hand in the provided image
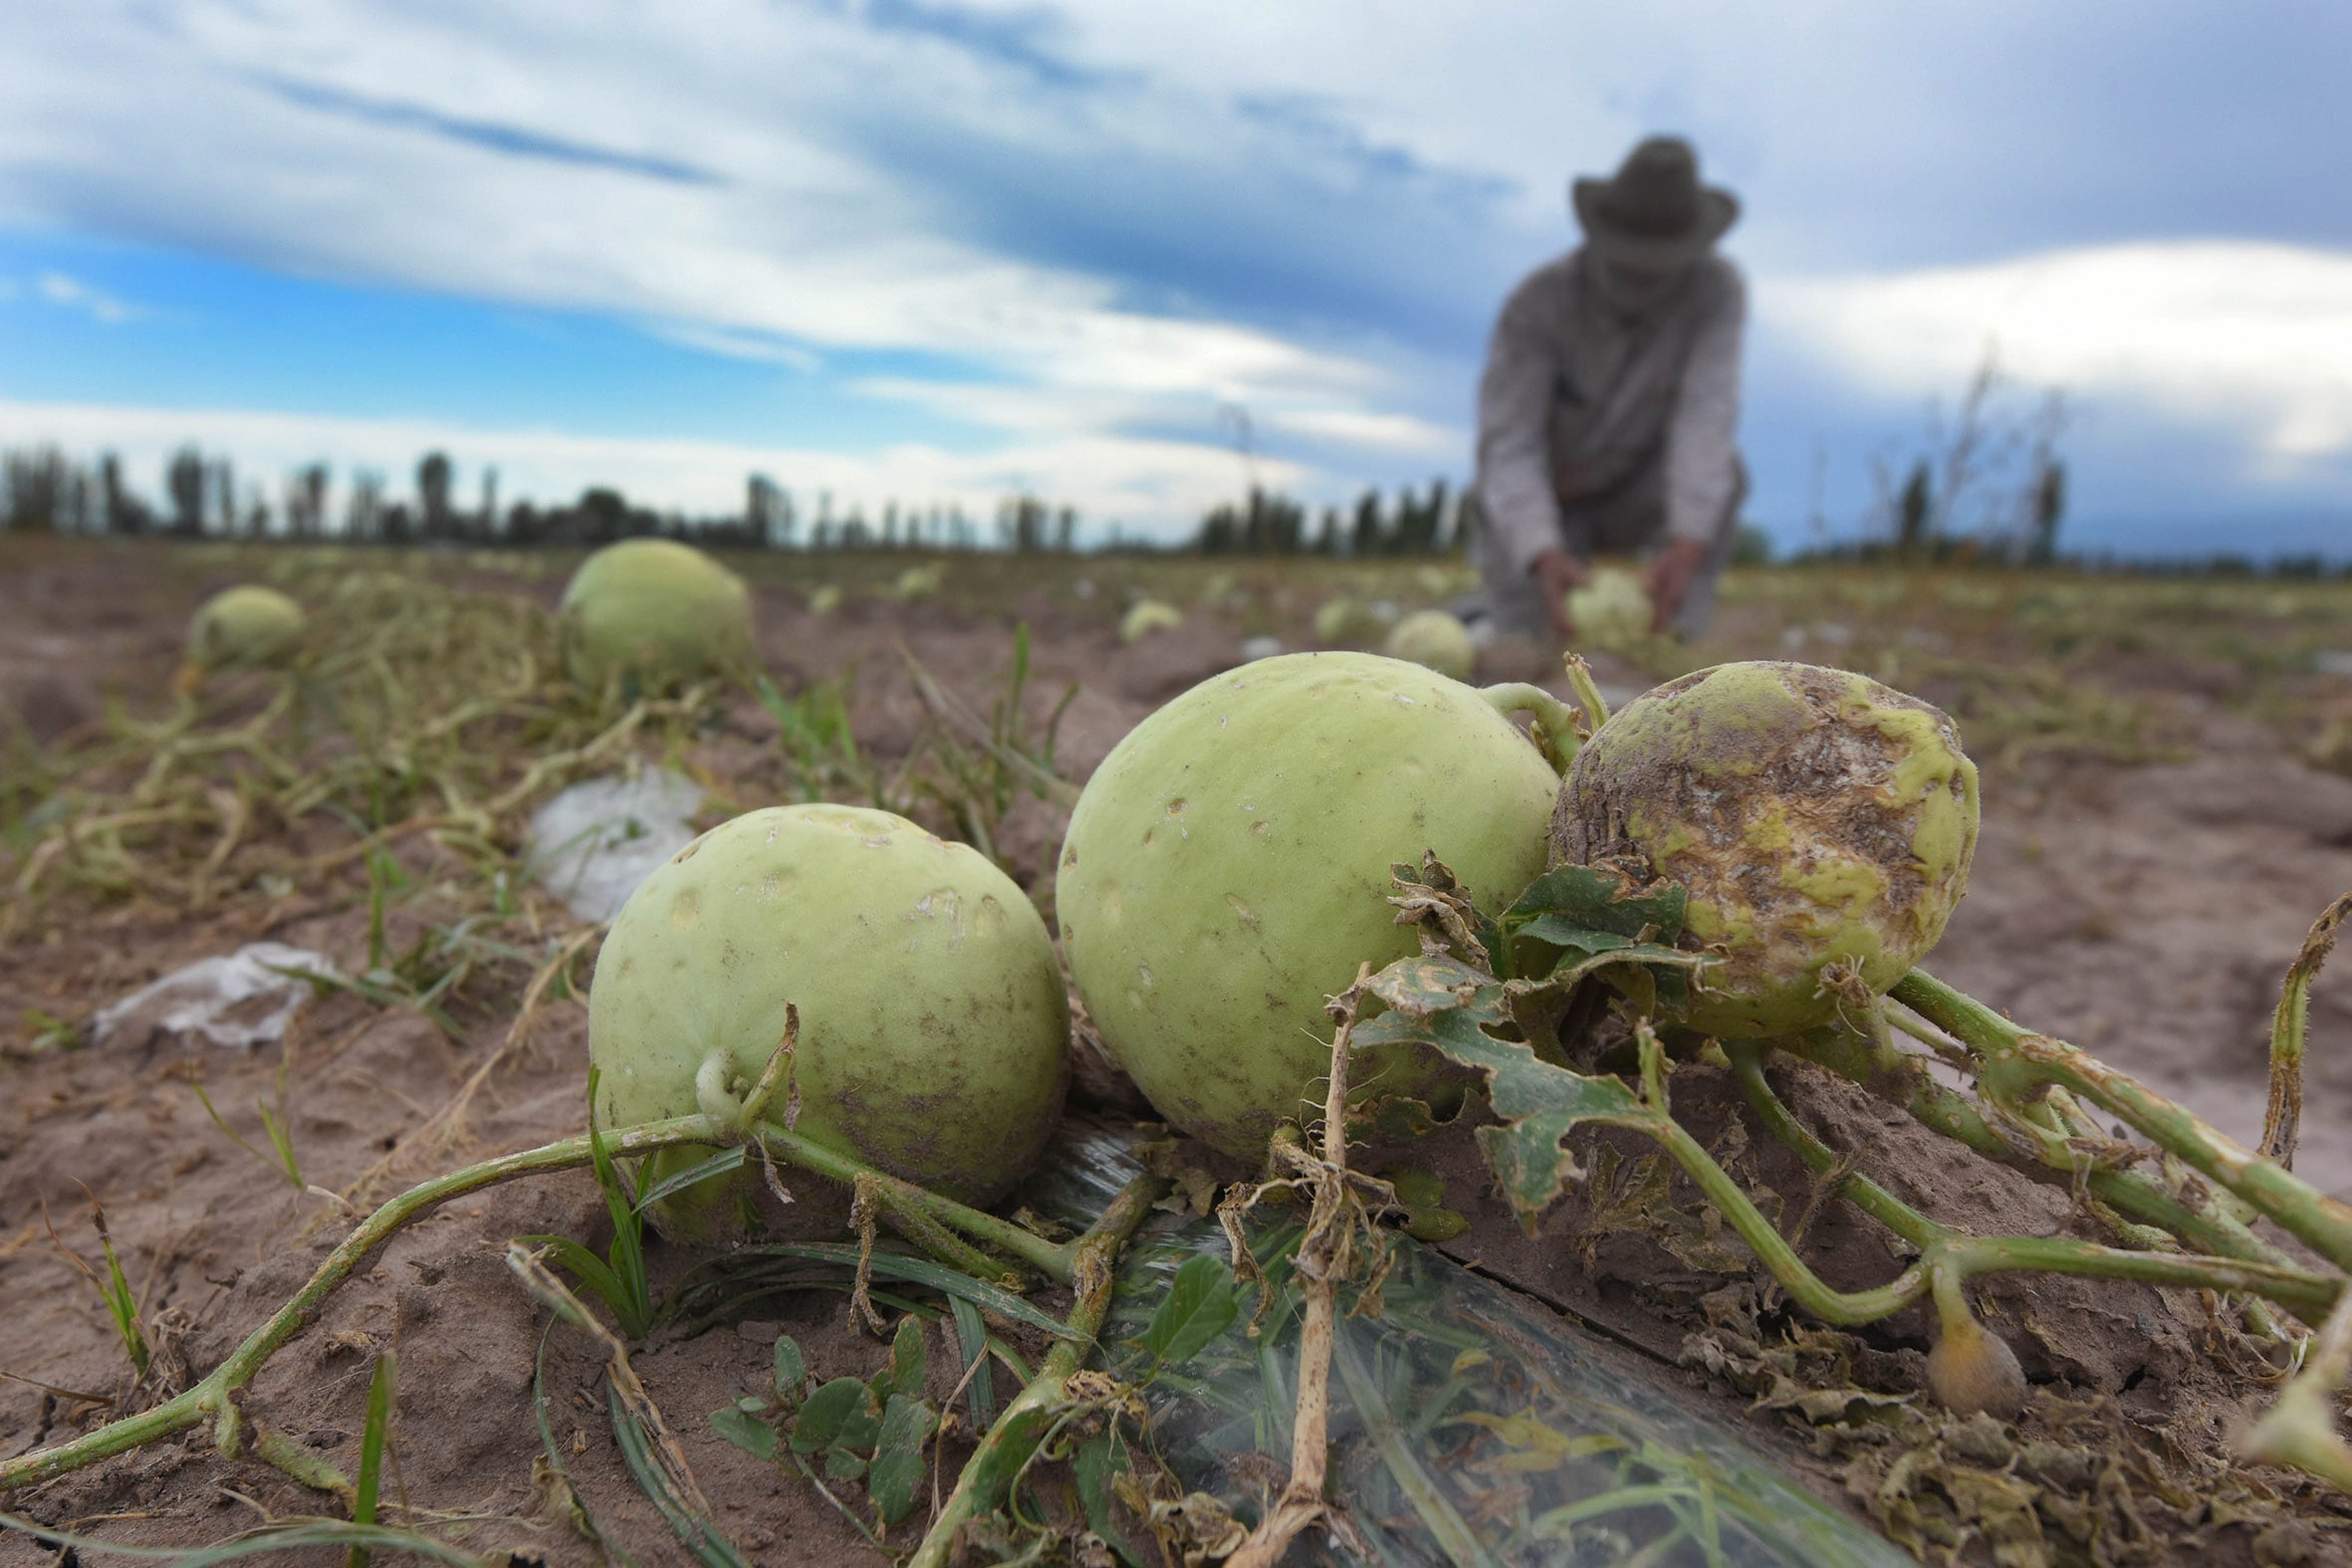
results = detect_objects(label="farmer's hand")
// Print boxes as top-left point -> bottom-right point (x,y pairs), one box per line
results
1530,549 -> 1590,641
1644,538 -> 1709,634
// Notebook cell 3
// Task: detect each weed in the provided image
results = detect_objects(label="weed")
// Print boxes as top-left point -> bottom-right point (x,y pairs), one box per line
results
348,1350 -> 395,1568
188,1044 -> 306,1191
517,1067 -> 653,1338
43,1189 -> 148,1382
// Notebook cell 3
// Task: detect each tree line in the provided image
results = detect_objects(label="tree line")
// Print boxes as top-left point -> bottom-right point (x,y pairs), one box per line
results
0,444 -> 1100,552
0,444 -> 1469,557
1194,479 -> 1462,557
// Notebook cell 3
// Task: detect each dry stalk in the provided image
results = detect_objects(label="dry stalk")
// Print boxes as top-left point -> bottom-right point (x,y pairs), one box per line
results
1227,962 -> 1376,1568
507,1244 -> 720,1516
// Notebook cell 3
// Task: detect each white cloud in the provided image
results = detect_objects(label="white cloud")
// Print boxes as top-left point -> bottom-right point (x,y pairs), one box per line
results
0,0 -> 1420,461
0,396 -> 1301,542
37,270 -> 142,324
645,323 -> 824,375
1770,242 -> 2352,474
4,2 -> 2350,530
1258,407 -> 1458,456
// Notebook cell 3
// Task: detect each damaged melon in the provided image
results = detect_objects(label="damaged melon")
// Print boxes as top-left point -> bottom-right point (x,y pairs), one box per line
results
1551,660 -> 1980,1037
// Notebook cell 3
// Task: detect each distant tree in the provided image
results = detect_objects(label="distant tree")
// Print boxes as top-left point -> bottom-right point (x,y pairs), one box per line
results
2026,459 -> 2066,566
479,465 -> 499,539
349,470 -> 386,541
578,487 -> 628,543
2,447 -> 66,532
209,458 -> 237,537
1350,488 -> 1383,557
1054,506 -> 1076,552
1313,506 -> 1340,555
1195,504 -> 1238,554
166,447 -> 206,538
747,473 -> 783,548
1000,495 -> 1049,553
285,463 -> 330,540
100,453 -> 139,541
417,451 -> 453,541
1894,461 -> 1932,561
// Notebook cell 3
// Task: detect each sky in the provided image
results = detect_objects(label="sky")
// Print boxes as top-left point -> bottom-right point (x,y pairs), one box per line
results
1,1 -> 2349,558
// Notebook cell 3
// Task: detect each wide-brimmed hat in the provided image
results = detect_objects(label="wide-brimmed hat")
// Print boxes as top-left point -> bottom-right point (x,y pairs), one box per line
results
1572,136 -> 1739,266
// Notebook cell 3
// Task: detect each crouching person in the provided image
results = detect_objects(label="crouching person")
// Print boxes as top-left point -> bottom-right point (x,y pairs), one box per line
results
1471,134 -> 1748,643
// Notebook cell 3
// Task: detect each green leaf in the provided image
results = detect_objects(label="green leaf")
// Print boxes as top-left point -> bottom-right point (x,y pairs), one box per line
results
1503,863 -> 1688,943
792,1378 -> 881,1456
823,1446 -> 867,1481
875,1316 -> 927,1403
1353,957 -> 1658,1226
789,1378 -> 863,1455
1360,954 -> 1498,1018
773,1334 -> 806,1399
867,1394 -> 933,1526
709,1406 -> 778,1460
1130,1253 -> 1239,1366
1073,1432 -> 1142,1566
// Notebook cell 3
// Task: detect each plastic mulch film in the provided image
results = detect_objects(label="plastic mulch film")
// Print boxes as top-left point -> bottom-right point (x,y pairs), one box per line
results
1032,1128 -> 1910,1568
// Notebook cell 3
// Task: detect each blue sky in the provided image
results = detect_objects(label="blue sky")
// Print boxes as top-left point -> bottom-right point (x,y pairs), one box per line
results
2,2 -> 2349,557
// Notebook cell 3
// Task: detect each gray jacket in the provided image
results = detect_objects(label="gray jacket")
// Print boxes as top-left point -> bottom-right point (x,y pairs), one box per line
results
1473,249 -> 1746,574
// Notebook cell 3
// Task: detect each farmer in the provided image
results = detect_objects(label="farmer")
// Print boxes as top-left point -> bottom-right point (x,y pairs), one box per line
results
1469,134 -> 1747,642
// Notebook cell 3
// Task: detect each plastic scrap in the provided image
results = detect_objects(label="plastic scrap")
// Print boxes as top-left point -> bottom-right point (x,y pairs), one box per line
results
90,942 -> 341,1052
527,768 -> 704,923
1030,1127 -> 1908,1568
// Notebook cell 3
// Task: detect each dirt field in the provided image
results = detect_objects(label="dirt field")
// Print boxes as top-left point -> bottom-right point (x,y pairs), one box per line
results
2,537 -> 2349,1565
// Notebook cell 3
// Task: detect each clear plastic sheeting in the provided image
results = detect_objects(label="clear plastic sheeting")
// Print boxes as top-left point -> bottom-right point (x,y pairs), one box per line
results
526,767 -> 704,923
89,942 -> 340,1051
1031,1128 -> 1908,1568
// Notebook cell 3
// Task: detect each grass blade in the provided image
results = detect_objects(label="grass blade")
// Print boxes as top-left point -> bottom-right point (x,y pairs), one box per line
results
346,1351 -> 395,1568
0,1509 -> 491,1565
529,1321 -> 637,1567
714,1243 -> 1080,1340
634,1145 -> 748,1211
949,1295 -> 996,1429
607,1382 -> 755,1568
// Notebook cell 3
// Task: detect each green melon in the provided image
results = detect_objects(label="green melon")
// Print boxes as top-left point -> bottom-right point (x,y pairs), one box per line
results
559,539 -> 754,691
1057,652 -> 1561,1156
186,585 -> 306,671
1382,610 -> 1477,681
589,803 -> 1069,1243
